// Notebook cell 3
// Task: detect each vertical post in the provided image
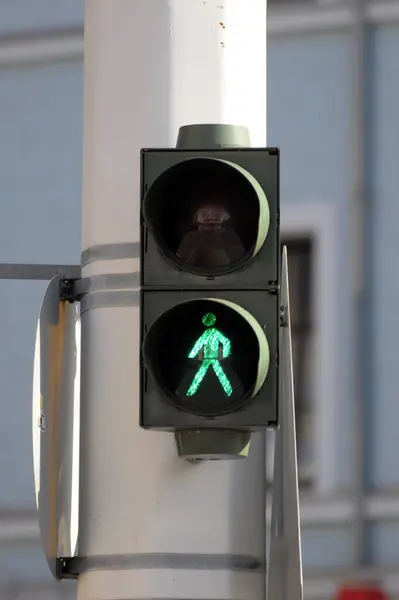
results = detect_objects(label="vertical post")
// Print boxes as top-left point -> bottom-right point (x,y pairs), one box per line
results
350,0 -> 368,567
78,2 -> 268,600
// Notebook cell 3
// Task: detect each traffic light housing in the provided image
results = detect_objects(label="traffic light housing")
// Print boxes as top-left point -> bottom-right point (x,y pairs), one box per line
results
140,136 -> 280,432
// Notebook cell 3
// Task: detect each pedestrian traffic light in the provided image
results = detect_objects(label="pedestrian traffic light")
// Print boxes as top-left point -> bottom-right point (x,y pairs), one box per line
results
140,126 -> 280,434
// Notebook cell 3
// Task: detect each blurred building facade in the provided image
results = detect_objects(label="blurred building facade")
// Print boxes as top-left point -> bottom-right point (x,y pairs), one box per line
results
1,1 -> 399,598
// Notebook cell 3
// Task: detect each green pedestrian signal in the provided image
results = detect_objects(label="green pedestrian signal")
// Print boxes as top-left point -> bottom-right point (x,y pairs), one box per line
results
186,312 -> 233,397
141,298 -> 272,419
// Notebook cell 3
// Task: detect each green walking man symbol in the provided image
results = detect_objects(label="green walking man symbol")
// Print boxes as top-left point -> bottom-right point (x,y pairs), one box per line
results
186,312 -> 233,397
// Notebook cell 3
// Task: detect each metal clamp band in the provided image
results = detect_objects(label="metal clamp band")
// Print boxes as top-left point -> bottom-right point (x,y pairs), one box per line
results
80,290 -> 140,313
74,272 -> 139,296
57,552 -> 266,577
81,242 -> 140,267
60,272 -> 140,312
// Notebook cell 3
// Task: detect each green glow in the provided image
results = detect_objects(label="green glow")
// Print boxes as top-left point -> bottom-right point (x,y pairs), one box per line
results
202,312 -> 216,327
186,313 -> 233,397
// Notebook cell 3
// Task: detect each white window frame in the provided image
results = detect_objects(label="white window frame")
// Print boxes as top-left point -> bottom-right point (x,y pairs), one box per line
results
280,202 -> 339,495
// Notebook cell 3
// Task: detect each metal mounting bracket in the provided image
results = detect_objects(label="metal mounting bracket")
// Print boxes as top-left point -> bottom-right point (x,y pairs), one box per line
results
59,278 -> 81,303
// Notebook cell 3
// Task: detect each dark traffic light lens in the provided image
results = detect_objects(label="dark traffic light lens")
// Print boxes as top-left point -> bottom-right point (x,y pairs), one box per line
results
143,158 -> 269,276
143,299 -> 270,417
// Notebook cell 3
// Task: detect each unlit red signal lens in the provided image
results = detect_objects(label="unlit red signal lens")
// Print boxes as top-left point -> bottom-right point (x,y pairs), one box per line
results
143,157 -> 270,277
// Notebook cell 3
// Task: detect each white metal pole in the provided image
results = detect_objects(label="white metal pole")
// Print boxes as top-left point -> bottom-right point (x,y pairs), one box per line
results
78,2 -> 267,600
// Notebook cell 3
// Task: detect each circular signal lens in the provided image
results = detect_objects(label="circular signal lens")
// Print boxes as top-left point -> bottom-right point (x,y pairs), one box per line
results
143,299 -> 270,417
143,158 -> 270,276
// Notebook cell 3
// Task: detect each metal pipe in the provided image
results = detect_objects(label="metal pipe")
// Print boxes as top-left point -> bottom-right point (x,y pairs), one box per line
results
350,0 -> 368,567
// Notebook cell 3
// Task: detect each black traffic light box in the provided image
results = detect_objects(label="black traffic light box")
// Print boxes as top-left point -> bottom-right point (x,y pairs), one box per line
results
140,145 -> 280,431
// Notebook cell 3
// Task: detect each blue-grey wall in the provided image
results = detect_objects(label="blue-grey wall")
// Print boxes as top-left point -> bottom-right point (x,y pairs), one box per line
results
0,61 -> 83,264
268,31 -> 354,489
369,24 -> 399,489
0,0 -> 83,36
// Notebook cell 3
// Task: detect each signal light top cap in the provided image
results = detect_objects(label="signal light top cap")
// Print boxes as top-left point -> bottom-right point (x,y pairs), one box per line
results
176,124 -> 251,149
